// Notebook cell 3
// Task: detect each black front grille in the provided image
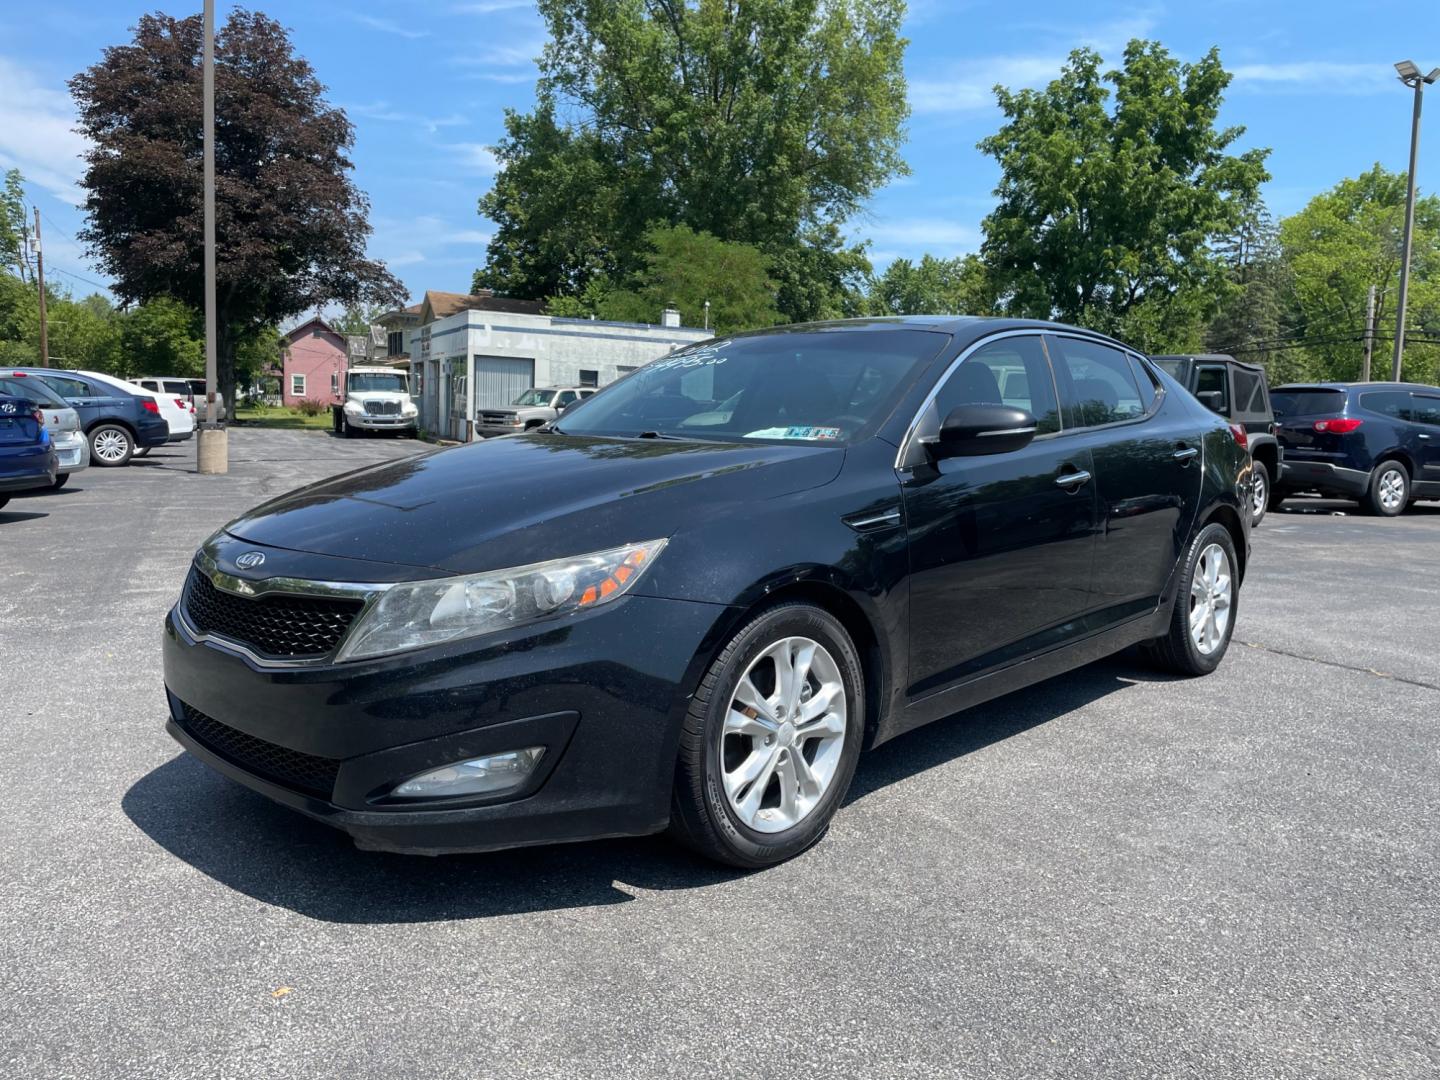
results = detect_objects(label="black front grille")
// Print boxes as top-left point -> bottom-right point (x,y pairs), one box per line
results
178,703 -> 340,797
363,400 -> 400,416
184,566 -> 363,659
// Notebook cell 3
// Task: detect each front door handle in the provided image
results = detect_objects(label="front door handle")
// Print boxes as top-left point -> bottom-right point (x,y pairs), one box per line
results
1055,469 -> 1092,489
1173,446 -> 1199,462
1420,433 -> 1432,440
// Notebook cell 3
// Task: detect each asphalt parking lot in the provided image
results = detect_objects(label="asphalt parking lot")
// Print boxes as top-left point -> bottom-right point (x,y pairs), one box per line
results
2,429 -> 1437,1079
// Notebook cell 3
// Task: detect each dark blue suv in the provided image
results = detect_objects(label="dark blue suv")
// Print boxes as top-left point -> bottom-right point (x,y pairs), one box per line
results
1271,382 -> 1440,516
7,368 -> 170,467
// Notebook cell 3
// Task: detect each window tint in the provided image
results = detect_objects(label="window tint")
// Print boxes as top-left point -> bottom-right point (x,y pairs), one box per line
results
556,390 -> 578,406
1052,338 -> 1146,426
37,374 -> 91,398
1129,356 -> 1158,411
1233,369 -> 1265,416
1412,394 -> 1440,426
1193,365 -> 1229,415
0,375 -> 67,407
163,380 -> 191,396
1359,391 -> 1413,420
1151,357 -> 1183,378
1271,388 -> 1343,417
935,336 -> 1060,435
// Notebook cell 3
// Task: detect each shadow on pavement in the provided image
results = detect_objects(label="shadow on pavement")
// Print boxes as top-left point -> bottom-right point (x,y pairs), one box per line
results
124,654 -> 1162,924
0,509 -> 47,522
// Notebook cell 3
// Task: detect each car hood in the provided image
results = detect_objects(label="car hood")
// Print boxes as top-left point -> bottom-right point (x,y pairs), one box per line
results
224,432 -> 844,575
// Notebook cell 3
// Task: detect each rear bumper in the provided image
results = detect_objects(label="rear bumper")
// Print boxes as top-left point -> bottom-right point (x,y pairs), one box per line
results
0,452 -> 57,492
1279,459 -> 1369,496
53,431 -> 88,473
167,429 -> 194,443
136,421 -> 171,448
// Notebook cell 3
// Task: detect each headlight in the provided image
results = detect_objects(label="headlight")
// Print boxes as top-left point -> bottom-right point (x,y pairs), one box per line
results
402,402 -> 418,416
335,538 -> 668,662
344,401 -> 364,413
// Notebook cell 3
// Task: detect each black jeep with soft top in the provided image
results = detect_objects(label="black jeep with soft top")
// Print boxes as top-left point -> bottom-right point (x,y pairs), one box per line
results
1152,354 -> 1281,524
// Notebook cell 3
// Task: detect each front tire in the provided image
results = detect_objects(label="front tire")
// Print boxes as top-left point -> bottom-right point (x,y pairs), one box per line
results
670,603 -> 864,869
89,424 -> 134,467
1250,460 -> 1270,526
51,473 -> 69,489
1142,522 -> 1239,676
1365,461 -> 1408,517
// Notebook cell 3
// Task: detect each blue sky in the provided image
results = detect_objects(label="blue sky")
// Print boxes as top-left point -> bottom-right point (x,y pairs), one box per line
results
2,0 -> 1438,306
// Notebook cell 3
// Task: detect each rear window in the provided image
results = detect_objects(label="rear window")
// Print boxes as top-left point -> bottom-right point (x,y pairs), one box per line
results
1232,368 -> 1268,417
0,375 -> 67,408
1272,388 -> 1344,418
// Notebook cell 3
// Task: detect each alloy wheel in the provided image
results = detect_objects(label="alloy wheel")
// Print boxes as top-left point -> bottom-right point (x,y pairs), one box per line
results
1378,468 -> 1406,511
1251,470 -> 1267,518
1189,543 -> 1233,656
93,429 -> 129,463
720,636 -> 848,834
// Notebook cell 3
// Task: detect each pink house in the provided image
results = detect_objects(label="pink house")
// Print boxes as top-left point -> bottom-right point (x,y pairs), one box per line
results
280,317 -> 348,407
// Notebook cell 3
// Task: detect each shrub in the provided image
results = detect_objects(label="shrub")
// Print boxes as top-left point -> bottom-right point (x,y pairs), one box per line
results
295,397 -> 328,417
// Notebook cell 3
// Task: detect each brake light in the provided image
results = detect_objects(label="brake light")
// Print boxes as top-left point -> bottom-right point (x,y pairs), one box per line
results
175,398 -> 188,411
1314,418 -> 1363,434
141,399 -> 160,414
1229,423 -> 1248,449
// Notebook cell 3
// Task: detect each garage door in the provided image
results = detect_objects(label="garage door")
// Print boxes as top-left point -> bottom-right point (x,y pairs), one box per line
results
472,355 -> 535,411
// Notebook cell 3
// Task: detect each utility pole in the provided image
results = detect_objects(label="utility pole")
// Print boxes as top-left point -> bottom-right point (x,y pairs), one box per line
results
1392,61 -> 1439,381
33,208 -> 48,365
1362,284 -> 1377,381
196,0 -> 227,473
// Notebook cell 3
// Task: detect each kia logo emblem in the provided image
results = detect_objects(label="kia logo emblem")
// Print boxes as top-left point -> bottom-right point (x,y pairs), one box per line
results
235,551 -> 266,570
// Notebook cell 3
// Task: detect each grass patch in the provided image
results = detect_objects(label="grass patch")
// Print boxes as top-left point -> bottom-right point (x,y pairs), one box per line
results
233,405 -> 333,430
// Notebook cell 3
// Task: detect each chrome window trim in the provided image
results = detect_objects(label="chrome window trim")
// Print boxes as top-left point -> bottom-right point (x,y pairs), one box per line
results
1046,334 -> 1166,435
177,542 -> 393,668
895,328 -> 1062,470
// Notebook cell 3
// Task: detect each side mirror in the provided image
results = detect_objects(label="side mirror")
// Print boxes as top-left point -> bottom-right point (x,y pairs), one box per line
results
1195,390 -> 1224,413
932,403 -> 1037,457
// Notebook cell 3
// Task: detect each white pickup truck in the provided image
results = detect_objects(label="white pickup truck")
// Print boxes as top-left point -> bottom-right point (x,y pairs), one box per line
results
332,367 -> 418,438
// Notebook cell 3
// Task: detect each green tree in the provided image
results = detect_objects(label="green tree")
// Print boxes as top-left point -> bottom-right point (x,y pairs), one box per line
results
978,41 -> 1270,351
70,10 -> 404,409
1,169 -> 32,283
552,224 -> 781,335
1278,164 -> 1440,382
332,304 -> 384,336
476,0 -> 908,323
1203,197 -> 1307,379
118,296 -> 204,377
868,254 -> 995,316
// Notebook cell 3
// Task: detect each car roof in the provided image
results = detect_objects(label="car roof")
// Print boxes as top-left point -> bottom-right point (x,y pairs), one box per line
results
715,315 -> 1138,351
1273,381 -> 1433,391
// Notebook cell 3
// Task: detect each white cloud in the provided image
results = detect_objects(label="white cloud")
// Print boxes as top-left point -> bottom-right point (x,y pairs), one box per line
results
864,218 -> 978,252
345,101 -> 467,133
1229,62 -> 1394,94
455,143 -> 500,174
388,250 -> 427,267
351,15 -> 428,40
450,41 -> 544,68
0,56 -> 89,205
450,0 -> 536,12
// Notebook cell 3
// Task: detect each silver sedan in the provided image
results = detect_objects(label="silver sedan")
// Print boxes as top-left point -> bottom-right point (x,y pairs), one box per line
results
0,373 -> 89,488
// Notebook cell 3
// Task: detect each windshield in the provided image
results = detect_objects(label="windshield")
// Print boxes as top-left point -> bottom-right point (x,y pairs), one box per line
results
556,330 -> 948,445
512,388 -> 555,407
348,373 -> 408,393
1272,388 -> 1344,418
0,375 -> 67,408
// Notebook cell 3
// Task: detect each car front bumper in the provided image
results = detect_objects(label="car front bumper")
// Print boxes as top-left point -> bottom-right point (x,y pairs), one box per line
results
475,422 -> 527,437
1279,458 -> 1370,497
162,590 -> 730,855
347,413 -> 416,429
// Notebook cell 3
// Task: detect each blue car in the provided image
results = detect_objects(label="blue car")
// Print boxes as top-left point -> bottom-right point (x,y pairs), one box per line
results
0,392 -> 58,511
7,368 -> 170,467
1271,382 -> 1440,516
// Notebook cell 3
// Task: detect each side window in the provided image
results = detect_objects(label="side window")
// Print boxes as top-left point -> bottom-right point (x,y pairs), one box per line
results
580,389 -> 596,398
1411,394 -> 1440,426
556,390 -> 578,407
935,336 -> 1060,435
1052,338 -> 1147,427
40,375 -> 91,398
1232,369 -> 1263,416
1359,391 -> 1412,420
1192,365 -> 1230,416
1128,355 -> 1158,412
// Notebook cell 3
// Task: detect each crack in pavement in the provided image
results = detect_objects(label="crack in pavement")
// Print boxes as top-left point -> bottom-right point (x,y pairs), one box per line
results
1240,640 -> 1440,694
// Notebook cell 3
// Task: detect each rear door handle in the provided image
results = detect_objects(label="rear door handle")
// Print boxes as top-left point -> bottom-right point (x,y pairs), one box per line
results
1173,447 -> 1199,462
1055,469 -> 1091,489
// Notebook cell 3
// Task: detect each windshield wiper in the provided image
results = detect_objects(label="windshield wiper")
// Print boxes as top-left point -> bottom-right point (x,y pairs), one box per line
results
636,430 -> 690,440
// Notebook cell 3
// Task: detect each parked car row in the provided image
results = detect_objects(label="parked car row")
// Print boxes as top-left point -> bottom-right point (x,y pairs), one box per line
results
0,366 -> 210,511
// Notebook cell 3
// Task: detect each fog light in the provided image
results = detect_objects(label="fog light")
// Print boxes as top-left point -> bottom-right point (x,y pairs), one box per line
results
390,747 -> 545,800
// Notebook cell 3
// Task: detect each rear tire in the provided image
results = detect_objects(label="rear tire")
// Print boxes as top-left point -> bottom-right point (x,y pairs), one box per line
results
1141,522 -> 1239,676
89,424 -> 134,467
670,603 -> 864,869
1250,460 -> 1270,526
1364,461 -> 1408,517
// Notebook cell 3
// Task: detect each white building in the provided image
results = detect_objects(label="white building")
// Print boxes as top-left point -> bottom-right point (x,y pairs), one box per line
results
400,294 -> 711,440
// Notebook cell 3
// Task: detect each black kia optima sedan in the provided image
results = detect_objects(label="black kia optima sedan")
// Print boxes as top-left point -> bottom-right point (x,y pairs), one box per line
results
163,318 -> 1251,868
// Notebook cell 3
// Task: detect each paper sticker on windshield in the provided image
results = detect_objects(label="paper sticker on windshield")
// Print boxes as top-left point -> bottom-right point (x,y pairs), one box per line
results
744,426 -> 842,441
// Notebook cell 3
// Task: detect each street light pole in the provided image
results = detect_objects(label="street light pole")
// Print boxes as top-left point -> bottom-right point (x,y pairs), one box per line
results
1391,61 -> 1440,382
196,0 -> 228,473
